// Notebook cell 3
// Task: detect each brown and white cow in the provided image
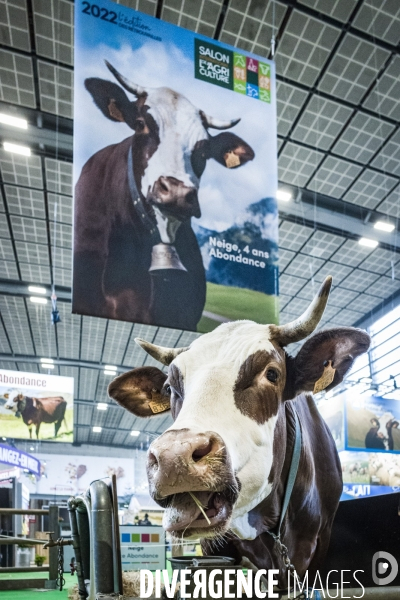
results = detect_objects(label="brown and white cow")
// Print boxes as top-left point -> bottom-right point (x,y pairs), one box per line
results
73,61 -> 254,330
5,393 -> 67,439
108,277 -> 370,585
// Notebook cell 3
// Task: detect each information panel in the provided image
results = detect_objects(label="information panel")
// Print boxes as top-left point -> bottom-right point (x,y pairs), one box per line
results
73,0 -> 278,332
119,525 -> 166,571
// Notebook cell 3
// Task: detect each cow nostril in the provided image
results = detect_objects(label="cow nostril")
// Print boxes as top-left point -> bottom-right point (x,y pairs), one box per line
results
192,440 -> 213,462
159,178 -> 169,194
148,451 -> 158,469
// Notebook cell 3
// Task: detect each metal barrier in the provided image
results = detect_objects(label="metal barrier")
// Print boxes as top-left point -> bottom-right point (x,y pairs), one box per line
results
68,475 -> 122,600
0,505 -> 60,589
66,481 -> 400,600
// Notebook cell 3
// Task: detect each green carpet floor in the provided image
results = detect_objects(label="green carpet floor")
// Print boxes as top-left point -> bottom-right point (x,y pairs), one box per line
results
0,573 -> 76,600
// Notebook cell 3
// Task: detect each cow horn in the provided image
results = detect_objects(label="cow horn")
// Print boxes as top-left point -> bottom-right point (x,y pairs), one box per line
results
271,276 -> 333,347
200,110 -> 240,130
105,60 -> 146,97
135,338 -> 189,366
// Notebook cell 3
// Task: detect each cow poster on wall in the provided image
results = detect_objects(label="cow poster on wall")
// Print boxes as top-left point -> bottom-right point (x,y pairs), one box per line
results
22,452 -> 134,497
73,0 -> 278,333
0,369 -> 74,442
345,391 -> 400,453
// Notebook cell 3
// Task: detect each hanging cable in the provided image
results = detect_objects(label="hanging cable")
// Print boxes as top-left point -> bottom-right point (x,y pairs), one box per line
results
51,202 -> 61,325
270,0 -> 276,58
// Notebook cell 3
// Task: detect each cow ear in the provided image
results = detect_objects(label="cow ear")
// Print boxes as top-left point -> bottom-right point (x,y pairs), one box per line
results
209,132 -> 255,168
108,367 -> 170,418
85,78 -> 136,124
285,328 -> 370,398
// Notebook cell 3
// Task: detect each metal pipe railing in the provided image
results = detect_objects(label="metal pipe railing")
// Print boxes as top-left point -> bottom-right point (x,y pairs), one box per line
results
0,509 -> 49,515
68,497 -> 89,600
68,476 -> 121,600
0,536 -> 45,545
90,479 -> 115,598
0,505 -> 60,587
0,566 -> 48,573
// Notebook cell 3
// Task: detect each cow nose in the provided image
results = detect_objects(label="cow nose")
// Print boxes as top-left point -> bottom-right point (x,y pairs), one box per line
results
147,430 -> 225,498
154,176 -> 201,218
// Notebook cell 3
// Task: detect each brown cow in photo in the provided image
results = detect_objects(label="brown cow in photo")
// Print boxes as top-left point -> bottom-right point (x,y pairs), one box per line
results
5,393 -> 67,439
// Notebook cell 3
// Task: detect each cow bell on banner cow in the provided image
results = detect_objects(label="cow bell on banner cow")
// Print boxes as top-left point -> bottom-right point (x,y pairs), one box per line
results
149,243 -> 187,272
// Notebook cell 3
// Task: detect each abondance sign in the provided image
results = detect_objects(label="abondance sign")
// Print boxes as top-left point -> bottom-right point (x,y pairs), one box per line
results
0,369 -> 74,442
73,0 -> 278,333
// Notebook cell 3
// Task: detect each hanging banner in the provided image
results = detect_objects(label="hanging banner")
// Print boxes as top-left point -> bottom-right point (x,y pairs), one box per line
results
0,443 -> 40,476
0,369 -> 74,442
73,0 -> 278,333
341,484 -> 400,501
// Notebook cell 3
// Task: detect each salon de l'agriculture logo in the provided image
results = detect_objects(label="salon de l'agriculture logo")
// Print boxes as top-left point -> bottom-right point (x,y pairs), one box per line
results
194,38 -> 271,102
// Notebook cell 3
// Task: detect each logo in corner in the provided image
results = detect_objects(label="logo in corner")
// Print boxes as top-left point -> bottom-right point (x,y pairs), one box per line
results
372,551 -> 398,585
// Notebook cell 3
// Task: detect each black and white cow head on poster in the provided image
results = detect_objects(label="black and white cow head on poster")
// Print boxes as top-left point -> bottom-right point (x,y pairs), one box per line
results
85,61 -> 255,243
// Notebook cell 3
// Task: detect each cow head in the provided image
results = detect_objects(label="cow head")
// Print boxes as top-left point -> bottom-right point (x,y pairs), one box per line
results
108,277 -> 370,540
85,61 -> 254,243
5,393 -> 25,417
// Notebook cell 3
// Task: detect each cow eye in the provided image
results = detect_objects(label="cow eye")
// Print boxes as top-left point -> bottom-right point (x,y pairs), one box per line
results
134,118 -> 145,132
266,369 -> 278,383
164,385 -> 172,395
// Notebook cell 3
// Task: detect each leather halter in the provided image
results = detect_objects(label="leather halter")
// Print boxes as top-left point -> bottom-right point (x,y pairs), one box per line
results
127,145 -> 161,246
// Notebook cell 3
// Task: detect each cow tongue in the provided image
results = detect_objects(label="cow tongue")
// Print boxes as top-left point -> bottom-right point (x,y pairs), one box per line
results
163,491 -> 211,531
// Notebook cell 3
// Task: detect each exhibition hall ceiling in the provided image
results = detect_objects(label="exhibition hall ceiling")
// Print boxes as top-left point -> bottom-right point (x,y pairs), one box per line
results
0,0 -> 399,447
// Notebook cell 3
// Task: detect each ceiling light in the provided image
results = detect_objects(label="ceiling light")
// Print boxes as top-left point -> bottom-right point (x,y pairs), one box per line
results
93,426 -> 102,433
0,113 -> 28,129
104,365 -> 117,371
374,221 -> 395,233
40,358 -> 54,364
276,189 -> 292,202
30,446 -> 34,451
4,142 -> 31,156
28,286 -> 46,294
104,369 -> 117,376
30,296 -> 48,304
130,430 -> 140,437
42,364 -> 54,369
97,403 -> 108,411
359,238 -> 379,248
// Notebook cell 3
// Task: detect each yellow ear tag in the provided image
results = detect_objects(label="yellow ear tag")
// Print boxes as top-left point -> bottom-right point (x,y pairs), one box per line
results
149,400 -> 170,414
225,151 -> 241,168
108,99 -> 125,122
313,360 -> 336,394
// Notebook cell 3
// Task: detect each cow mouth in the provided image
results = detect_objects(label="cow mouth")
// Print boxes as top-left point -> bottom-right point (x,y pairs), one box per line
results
161,489 -> 235,538
147,180 -> 201,220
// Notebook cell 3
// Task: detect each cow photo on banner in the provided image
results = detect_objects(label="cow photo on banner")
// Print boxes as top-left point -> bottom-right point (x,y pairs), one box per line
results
345,391 -> 400,453
73,0 -> 278,332
0,369 -> 74,442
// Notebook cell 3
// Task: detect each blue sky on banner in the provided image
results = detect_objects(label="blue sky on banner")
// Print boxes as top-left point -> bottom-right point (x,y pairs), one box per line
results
74,0 -> 277,237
